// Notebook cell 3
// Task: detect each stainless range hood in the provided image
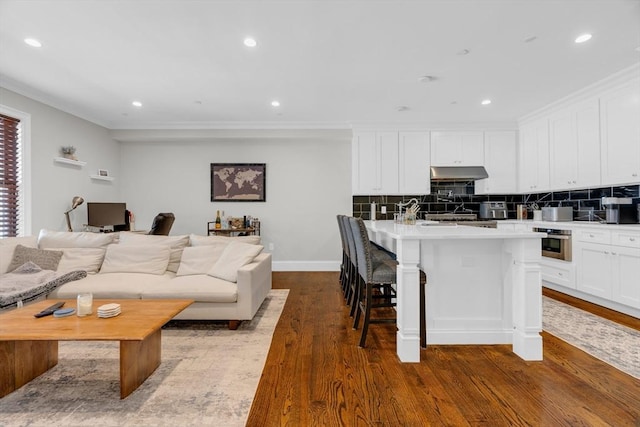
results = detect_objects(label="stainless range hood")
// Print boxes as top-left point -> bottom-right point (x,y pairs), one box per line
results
430,166 -> 489,181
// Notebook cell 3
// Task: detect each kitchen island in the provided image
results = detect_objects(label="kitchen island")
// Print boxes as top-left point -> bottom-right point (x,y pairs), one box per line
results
365,220 -> 546,363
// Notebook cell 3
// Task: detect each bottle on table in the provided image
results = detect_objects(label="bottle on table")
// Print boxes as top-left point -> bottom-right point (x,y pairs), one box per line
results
215,210 -> 222,229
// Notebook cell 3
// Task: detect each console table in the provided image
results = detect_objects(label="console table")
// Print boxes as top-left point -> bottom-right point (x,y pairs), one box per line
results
207,223 -> 258,236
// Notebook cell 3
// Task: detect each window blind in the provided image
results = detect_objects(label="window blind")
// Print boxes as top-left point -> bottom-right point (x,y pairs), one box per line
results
0,113 -> 21,238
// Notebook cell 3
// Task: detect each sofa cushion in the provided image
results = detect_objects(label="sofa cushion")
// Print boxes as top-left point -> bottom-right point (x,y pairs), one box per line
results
207,241 -> 264,283
176,245 -> 226,276
0,236 -> 37,274
141,274 -> 237,303
189,233 -> 261,246
118,232 -> 189,273
54,247 -> 106,274
38,229 -> 117,249
49,272 -> 175,299
100,244 -> 170,275
6,245 -> 63,273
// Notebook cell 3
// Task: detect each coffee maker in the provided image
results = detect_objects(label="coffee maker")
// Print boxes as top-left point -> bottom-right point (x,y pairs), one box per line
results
601,197 -> 637,224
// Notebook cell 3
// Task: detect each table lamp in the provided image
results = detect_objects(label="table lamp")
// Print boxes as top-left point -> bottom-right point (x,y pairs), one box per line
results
64,196 -> 84,232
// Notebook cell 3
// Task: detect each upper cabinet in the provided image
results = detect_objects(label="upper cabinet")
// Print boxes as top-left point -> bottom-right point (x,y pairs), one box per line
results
352,131 -> 399,195
518,118 -> 550,193
476,131 -> 517,194
398,131 -> 431,195
599,79 -> 640,185
352,130 -> 430,195
549,98 -> 601,190
430,131 -> 484,166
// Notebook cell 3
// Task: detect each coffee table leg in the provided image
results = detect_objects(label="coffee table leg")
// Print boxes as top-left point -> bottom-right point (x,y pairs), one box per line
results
0,340 -> 58,398
120,329 -> 161,399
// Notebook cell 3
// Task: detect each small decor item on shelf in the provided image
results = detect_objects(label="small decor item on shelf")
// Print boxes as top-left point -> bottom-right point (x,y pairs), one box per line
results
215,210 -> 222,229
98,169 -> 109,177
60,145 -> 77,160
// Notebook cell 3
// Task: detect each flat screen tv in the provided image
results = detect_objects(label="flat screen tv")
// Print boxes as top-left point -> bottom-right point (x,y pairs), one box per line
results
87,202 -> 127,228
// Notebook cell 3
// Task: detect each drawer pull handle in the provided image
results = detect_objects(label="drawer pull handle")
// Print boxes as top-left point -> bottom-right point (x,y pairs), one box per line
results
630,238 -> 636,242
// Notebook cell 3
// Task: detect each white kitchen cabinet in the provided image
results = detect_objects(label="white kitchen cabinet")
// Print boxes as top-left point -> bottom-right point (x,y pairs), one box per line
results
352,131 -> 399,195
576,242 -> 612,299
430,131 -> 484,166
575,228 -> 640,308
475,131 -> 517,194
518,118 -> 550,193
398,131 -> 430,194
600,78 -> 640,185
549,98 -> 601,190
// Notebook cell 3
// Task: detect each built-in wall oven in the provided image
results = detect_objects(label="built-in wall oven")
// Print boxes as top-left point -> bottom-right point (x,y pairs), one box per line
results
533,228 -> 572,261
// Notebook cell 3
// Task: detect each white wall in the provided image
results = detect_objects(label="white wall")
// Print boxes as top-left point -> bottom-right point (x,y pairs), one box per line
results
0,88 -> 122,233
115,130 -> 352,271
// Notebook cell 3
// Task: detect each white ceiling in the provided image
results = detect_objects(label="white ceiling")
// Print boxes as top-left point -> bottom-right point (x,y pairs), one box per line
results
1,0 -> 639,130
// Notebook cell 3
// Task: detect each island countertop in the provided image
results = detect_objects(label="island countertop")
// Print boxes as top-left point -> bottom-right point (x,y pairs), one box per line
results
365,220 -> 547,240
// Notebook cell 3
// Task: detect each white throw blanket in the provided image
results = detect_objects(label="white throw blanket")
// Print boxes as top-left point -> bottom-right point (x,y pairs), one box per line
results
0,262 -> 87,309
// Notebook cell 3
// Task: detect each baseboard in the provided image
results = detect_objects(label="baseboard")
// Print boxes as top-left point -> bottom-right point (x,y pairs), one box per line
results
272,261 -> 340,272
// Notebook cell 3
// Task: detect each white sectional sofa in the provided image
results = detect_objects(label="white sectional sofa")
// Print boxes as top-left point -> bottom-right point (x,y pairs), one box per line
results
0,230 -> 272,328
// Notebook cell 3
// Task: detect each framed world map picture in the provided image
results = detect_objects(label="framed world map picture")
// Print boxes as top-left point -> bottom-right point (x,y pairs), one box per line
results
211,163 -> 266,202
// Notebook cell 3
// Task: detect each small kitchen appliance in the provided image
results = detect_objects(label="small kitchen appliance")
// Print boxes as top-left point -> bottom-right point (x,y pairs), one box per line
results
479,201 -> 508,219
602,197 -> 637,224
541,206 -> 573,222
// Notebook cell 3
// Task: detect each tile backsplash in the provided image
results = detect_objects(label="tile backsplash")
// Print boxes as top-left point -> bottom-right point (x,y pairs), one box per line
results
352,182 -> 640,221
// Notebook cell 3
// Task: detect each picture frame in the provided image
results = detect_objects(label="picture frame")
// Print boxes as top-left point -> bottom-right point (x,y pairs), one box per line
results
98,169 -> 109,177
211,163 -> 266,202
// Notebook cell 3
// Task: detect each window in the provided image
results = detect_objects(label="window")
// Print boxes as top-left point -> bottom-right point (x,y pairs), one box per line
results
0,106 -> 30,237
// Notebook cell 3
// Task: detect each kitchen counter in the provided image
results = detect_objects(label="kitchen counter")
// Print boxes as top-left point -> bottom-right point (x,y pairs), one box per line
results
498,219 -> 640,231
365,220 -> 544,363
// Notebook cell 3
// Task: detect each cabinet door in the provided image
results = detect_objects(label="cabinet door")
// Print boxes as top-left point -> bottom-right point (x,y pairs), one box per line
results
476,131 -> 516,194
611,246 -> 640,309
352,132 -> 377,194
351,131 -> 399,195
518,119 -> 549,192
399,131 -> 430,194
574,99 -> 601,187
576,243 -> 612,299
431,132 -> 483,166
600,79 -> 640,185
549,110 -> 576,189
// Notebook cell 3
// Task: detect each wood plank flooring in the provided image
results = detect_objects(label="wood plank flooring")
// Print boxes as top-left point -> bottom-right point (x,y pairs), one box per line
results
247,272 -> 640,426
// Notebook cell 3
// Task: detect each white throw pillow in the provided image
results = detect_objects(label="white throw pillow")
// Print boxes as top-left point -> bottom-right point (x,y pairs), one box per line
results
100,244 -> 171,275
207,241 -> 264,283
189,233 -> 261,246
38,229 -> 117,248
0,236 -> 38,274
118,232 -> 189,273
175,245 -> 227,276
54,247 -> 106,274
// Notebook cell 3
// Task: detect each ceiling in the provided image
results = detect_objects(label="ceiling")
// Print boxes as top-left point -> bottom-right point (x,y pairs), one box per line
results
1,0 -> 639,130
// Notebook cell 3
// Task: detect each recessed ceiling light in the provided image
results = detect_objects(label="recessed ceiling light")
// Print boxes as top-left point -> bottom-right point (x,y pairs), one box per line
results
244,37 -> 257,47
271,100 -> 280,107
24,38 -> 42,48
575,33 -> 592,43
524,36 -> 538,43
418,75 -> 436,83
481,99 -> 492,105
397,106 -> 409,112
457,49 -> 470,56
132,101 -> 142,107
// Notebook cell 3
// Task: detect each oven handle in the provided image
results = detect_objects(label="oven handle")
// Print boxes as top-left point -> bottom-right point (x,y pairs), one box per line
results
546,235 -> 571,240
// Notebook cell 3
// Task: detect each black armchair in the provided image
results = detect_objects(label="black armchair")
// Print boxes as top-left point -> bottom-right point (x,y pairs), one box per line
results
148,213 -> 175,235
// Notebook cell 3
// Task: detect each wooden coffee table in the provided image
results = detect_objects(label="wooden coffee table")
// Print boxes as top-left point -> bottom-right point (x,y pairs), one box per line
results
0,299 -> 192,399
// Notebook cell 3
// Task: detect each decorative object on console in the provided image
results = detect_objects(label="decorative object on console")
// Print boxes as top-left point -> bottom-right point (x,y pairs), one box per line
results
211,163 -> 266,202
97,169 -> 109,177
64,196 -> 84,232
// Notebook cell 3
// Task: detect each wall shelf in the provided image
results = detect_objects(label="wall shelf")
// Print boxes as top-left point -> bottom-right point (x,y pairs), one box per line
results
54,157 -> 86,166
90,174 -> 115,181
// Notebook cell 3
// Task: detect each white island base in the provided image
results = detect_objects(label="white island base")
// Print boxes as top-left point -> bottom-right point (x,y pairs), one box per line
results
366,221 -> 545,363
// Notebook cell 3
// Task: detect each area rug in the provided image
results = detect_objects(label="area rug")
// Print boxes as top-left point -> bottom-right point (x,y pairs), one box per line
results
0,289 -> 289,427
543,296 -> 640,379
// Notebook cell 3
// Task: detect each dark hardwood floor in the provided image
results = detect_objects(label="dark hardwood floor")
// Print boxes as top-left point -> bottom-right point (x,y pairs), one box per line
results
247,272 -> 640,426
